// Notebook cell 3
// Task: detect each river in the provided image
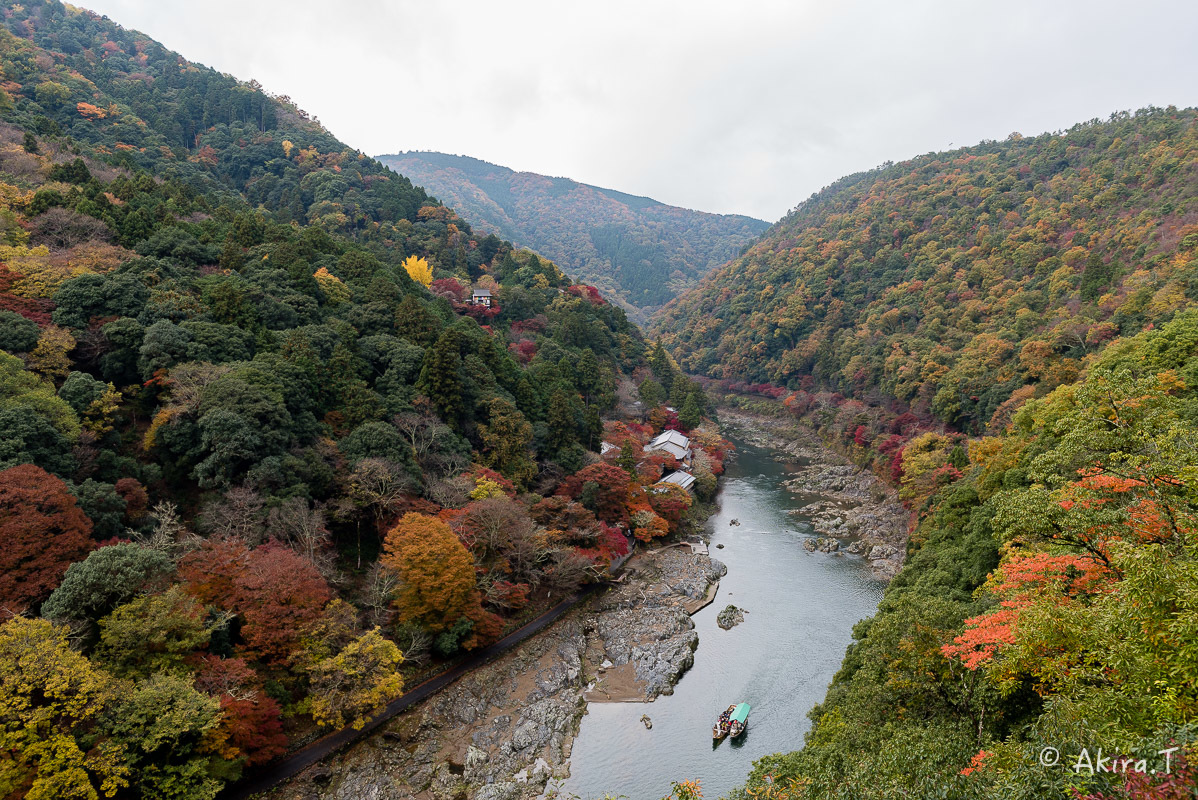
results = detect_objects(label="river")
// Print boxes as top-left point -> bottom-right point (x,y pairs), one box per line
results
560,436 -> 885,800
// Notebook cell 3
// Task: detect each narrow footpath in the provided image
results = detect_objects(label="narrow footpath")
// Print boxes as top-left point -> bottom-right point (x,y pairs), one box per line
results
222,584 -> 603,799
248,544 -> 721,799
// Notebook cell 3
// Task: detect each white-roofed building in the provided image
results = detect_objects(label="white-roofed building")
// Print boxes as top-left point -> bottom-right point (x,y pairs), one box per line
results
470,287 -> 493,307
600,441 -> 618,456
656,470 -> 696,494
644,429 -> 691,464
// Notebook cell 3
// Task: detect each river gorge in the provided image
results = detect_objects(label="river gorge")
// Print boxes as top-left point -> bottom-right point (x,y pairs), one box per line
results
273,418 -> 899,800
557,421 -> 888,800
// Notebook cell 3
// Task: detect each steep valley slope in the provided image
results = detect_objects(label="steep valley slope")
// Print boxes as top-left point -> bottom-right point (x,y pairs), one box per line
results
376,151 -> 769,324
661,108 -> 1198,799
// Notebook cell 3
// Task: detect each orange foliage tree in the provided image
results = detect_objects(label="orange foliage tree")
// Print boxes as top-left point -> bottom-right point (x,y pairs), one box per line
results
941,552 -> 1112,671
381,512 -> 500,647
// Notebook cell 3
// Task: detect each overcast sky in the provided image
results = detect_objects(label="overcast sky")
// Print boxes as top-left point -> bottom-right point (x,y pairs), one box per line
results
81,0 -> 1198,221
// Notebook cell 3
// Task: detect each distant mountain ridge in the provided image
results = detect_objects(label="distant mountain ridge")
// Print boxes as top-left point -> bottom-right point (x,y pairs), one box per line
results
376,151 -> 770,323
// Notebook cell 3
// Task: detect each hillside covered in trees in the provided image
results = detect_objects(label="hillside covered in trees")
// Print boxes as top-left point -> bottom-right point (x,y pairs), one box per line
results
724,310 -> 1198,800
676,109 -> 1198,799
0,2 -> 724,797
376,151 -> 769,324
658,108 -> 1198,435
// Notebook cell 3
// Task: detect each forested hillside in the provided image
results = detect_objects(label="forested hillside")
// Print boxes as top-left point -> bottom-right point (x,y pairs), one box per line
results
0,3 -> 722,797
681,109 -> 1198,798
377,151 -> 769,323
658,108 -> 1198,434
729,311 -> 1198,800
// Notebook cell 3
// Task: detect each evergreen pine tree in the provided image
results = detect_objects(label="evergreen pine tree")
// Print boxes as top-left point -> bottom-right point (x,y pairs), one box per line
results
576,350 -> 600,400
678,392 -> 703,431
395,295 -> 440,348
583,405 -> 602,451
417,331 -> 464,430
617,441 -> 638,478
1080,252 -> 1117,303
649,341 -> 674,394
546,390 -> 577,454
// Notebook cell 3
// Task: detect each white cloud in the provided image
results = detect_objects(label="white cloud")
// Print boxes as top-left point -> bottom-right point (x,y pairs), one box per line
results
80,0 -> 1198,220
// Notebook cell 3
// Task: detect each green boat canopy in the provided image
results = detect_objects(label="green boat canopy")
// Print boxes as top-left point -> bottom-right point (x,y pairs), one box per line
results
731,703 -> 751,723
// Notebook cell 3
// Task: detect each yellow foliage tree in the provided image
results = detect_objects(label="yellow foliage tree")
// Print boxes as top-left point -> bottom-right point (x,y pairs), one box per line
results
0,245 -> 52,298
469,477 -> 509,500
65,243 -> 132,275
0,243 -> 127,300
0,617 -> 129,800
313,267 -> 351,305
305,627 -> 404,730
82,382 -> 122,436
0,181 -> 34,211
402,255 -> 433,288
26,325 -> 75,382
0,351 -> 81,439
898,431 -> 955,504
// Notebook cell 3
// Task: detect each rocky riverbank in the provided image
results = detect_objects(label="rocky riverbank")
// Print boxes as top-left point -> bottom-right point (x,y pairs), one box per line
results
266,548 -> 724,800
718,410 -> 909,579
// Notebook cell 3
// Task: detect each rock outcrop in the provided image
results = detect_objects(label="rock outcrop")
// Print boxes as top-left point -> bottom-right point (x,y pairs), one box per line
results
721,410 -> 909,579
716,604 -> 746,630
271,547 -> 722,800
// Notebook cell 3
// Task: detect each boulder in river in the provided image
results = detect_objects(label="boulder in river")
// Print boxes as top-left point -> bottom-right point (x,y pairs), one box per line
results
803,536 -> 840,553
716,604 -> 746,630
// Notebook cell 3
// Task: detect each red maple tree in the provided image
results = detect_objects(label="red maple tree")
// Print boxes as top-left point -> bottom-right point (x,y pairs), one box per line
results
181,540 -> 332,662
0,464 -> 95,615
558,463 -> 631,526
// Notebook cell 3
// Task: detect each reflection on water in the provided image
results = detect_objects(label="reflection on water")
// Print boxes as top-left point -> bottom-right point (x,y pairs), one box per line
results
560,438 -> 884,800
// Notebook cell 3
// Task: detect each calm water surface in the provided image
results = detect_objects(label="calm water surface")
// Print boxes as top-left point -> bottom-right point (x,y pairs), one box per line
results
560,437 -> 884,800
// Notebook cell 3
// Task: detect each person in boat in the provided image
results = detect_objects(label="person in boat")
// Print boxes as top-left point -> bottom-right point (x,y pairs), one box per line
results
717,704 -> 735,733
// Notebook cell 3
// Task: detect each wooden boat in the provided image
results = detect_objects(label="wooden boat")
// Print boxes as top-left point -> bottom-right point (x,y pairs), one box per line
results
728,702 -> 750,739
712,704 -> 737,740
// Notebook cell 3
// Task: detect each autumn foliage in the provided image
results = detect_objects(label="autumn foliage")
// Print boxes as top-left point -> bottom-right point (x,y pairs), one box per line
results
381,513 -> 499,646
180,540 -> 333,662
942,549 -> 1114,671
193,656 -> 287,765
0,464 -> 94,615
647,482 -> 694,532
402,254 -> 433,287
558,462 -> 632,525
0,5 -> 708,796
